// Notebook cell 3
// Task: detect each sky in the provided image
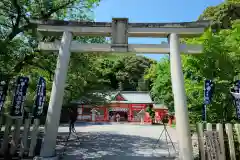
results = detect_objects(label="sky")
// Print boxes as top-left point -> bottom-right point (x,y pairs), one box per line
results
93,0 -> 223,61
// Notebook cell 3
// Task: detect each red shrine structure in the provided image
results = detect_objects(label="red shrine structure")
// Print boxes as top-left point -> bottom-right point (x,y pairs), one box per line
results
76,91 -> 168,123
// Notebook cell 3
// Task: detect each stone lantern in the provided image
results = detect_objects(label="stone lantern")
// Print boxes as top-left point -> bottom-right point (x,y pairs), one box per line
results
91,108 -> 98,123
138,109 -> 145,124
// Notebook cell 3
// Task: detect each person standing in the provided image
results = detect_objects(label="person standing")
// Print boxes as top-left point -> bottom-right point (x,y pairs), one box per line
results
69,107 -> 78,133
116,113 -> 120,122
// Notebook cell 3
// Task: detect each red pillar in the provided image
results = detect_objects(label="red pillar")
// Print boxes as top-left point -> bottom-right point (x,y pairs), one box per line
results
168,116 -> 173,126
128,104 -> 133,121
104,107 -> 108,121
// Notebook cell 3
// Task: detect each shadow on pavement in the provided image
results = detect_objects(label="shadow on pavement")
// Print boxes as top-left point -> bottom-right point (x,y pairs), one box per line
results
56,132 -> 177,160
60,122 -> 113,127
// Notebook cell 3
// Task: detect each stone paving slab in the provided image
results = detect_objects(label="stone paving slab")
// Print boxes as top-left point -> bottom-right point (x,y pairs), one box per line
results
55,124 -> 179,160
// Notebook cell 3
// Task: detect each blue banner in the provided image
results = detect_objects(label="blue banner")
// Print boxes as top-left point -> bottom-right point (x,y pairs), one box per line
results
0,80 -> 8,112
232,80 -> 240,119
203,80 -> 214,121
10,77 -> 29,117
32,77 -> 46,118
204,80 -> 214,105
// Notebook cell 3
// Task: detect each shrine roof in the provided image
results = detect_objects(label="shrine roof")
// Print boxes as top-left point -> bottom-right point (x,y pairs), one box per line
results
108,91 -> 153,104
71,91 -> 154,104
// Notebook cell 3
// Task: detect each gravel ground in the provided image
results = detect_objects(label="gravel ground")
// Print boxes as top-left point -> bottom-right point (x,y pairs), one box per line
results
55,123 -> 179,160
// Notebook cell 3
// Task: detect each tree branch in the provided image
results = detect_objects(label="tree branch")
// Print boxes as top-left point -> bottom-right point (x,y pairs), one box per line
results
11,54 -> 35,73
42,0 -> 76,19
5,0 -> 77,41
27,62 -> 54,80
11,0 -> 21,28
6,23 -> 34,41
23,14 -> 30,24
0,22 -> 12,28
4,0 -> 23,41
0,1 -> 12,9
0,6 -> 15,14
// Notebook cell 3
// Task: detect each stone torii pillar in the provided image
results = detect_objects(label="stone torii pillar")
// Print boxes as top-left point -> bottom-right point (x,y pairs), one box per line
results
39,31 -> 72,159
169,33 -> 192,160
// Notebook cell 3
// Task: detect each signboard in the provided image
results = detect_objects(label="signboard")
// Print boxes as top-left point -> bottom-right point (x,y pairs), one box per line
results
109,108 -> 128,112
0,80 -> 8,113
132,105 -> 144,109
32,77 -> 46,118
204,131 -> 222,160
10,77 -> 29,117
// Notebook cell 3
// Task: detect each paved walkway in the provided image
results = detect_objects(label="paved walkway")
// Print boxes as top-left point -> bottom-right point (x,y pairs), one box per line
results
56,123 -> 179,160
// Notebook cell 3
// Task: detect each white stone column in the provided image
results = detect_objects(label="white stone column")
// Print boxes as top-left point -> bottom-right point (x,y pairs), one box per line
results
91,109 -> 96,122
169,33 -> 193,160
39,31 -> 72,158
138,109 -> 145,125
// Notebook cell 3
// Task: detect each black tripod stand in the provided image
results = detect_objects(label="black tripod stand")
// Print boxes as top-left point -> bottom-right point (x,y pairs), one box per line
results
59,122 -> 81,159
65,122 -> 81,142
152,122 -> 176,156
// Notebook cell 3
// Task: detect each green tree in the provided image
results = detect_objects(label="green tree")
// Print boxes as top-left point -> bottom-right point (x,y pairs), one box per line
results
146,105 -> 155,124
96,55 -> 154,91
0,0 -> 105,108
199,0 -> 240,30
0,0 -> 100,77
145,0 -> 240,123
147,21 -> 240,123
144,57 -> 174,112
182,21 -> 240,123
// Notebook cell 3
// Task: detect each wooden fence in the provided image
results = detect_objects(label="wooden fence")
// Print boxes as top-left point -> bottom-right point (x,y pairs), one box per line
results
0,115 -> 42,159
196,123 -> 240,160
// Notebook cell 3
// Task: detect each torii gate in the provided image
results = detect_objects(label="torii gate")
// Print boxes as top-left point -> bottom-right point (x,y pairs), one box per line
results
32,18 -> 209,160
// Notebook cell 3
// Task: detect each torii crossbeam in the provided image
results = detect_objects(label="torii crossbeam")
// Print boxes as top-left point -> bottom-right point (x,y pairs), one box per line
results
32,18 -> 209,160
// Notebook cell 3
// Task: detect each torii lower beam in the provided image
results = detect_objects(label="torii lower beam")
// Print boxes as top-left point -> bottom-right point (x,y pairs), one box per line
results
38,42 -> 202,54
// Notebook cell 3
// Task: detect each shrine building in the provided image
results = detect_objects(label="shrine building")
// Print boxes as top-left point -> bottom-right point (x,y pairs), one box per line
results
75,91 -> 168,123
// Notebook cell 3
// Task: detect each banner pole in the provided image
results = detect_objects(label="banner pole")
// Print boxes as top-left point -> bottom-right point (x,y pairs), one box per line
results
204,104 -> 207,122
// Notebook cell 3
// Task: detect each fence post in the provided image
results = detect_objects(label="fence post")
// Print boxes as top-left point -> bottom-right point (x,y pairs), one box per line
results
0,116 -> 12,154
234,124 -> 240,153
196,123 -> 205,160
225,123 -> 236,160
29,119 -> 40,157
19,118 -> 31,157
206,123 -> 212,131
10,118 -> 23,155
216,123 -> 226,160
